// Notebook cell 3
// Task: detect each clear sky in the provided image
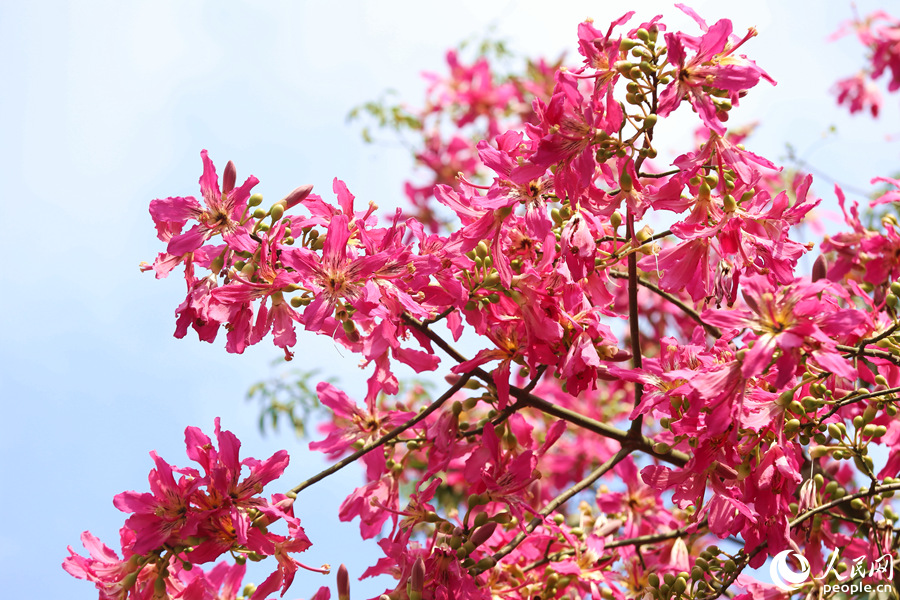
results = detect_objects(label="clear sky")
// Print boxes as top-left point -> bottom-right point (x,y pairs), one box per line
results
2,1 -> 898,598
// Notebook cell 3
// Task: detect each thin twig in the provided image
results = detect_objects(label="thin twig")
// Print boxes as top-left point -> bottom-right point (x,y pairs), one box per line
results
856,322 -> 900,348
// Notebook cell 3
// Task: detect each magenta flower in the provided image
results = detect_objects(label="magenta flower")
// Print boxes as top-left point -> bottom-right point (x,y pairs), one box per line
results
149,150 -> 259,257
659,20 -> 773,134
703,276 -> 864,387
67,420 -> 314,600
833,72 -> 882,117
112,451 -> 202,554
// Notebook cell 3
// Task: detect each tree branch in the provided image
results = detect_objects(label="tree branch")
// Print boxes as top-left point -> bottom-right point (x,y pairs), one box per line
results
610,270 -> 721,338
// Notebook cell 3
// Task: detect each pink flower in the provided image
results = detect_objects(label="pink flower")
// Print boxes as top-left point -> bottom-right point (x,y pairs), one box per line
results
63,529 -> 145,600
833,72 -> 882,117
150,150 -> 259,257
703,276 -> 864,387
659,19 -> 773,134
112,451 -> 202,554
309,382 -> 415,479
68,419 -> 313,600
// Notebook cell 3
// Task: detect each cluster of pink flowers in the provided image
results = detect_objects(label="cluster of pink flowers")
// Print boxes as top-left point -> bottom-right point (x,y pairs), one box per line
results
64,419 -> 324,600
832,9 -> 900,116
69,5 -> 900,600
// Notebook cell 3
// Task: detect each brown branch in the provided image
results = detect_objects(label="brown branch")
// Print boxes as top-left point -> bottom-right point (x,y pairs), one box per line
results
856,322 -> 900,348
403,314 -> 691,469
610,270 -> 721,338
837,343 -> 900,366
626,211 -> 645,424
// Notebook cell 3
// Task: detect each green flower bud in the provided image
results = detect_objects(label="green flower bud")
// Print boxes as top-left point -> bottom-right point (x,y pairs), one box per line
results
620,38 -> 638,52
784,419 -> 801,437
473,511 -> 489,528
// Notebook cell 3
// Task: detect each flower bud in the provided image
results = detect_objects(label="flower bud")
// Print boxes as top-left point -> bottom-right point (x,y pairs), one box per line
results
812,255 -> 827,282
810,445 -> 829,460
337,564 -> 350,600
723,194 -> 737,213
122,572 -> 138,590
223,160 -> 237,194
784,419 -> 801,437
619,38 -> 637,52
614,60 -> 635,75
409,557 -> 425,600
270,203 -> 285,221
469,522 -> 497,547
619,170 -> 633,193
248,193 -> 263,207
492,512 -> 511,524
474,557 -> 496,571
473,511 -> 489,528
863,404 -> 878,423
282,184 -> 314,209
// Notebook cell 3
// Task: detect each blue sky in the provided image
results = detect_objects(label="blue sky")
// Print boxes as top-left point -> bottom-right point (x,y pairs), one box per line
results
2,1 -> 899,598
